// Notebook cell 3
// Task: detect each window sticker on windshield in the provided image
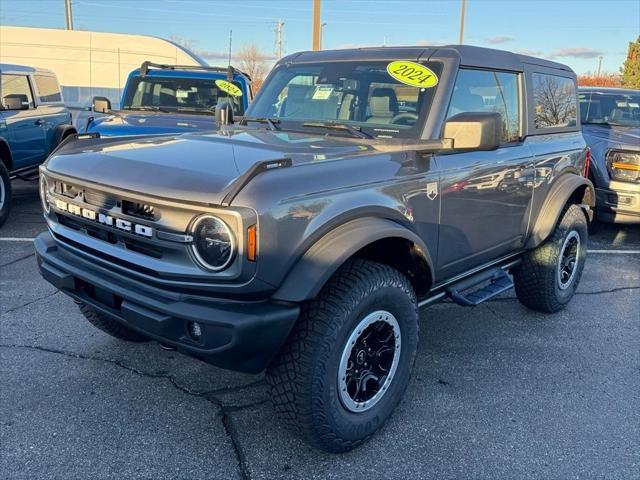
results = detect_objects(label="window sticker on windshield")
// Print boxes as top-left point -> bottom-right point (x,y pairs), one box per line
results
215,80 -> 243,97
386,61 -> 438,88
312,86 -> 334,100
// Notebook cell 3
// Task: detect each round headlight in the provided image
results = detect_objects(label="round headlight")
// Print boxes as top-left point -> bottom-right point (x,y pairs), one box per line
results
39,175 -> 50,214
190,215 -> 235,271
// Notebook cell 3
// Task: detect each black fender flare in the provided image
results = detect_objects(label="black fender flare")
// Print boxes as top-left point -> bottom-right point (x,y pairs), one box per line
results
272,217 -> 435,302
0,137 -> 13,171
526,174 -> 595,249
52,125 -> 77,150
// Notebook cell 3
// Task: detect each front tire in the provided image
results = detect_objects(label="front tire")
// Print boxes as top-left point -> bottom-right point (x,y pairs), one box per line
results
266,259 -> 418,453
513,204 -> 588,313
79,303 -> 150,342
0,161 -> 12,228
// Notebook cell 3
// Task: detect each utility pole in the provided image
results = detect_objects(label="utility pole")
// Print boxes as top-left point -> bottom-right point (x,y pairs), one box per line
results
312,0 -> 321,51
458,0 -> 466,44
597,55 -> 603,77
228,29 -> 232,66
319,22 -> 327,50
64,0 -> 74,30
275,20 -> 285,59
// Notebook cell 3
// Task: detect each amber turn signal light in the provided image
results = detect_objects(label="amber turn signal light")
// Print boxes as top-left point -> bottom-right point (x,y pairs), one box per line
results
247,225 -> 257,262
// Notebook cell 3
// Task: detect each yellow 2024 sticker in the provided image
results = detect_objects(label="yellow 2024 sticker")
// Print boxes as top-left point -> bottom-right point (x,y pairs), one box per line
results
386,61 -> 438,88
215,80 -> 243,97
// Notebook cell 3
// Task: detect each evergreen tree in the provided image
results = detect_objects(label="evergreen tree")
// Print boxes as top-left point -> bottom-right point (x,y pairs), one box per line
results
620,36 -> 640,89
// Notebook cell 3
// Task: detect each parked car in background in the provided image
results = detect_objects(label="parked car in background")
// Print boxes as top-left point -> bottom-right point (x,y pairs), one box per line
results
83,62 -> 252,137
0,64 -> 76,227
579,87 -> 639,224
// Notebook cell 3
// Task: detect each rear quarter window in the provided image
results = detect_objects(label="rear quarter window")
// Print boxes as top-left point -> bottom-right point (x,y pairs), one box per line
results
532,73 -> 577,129
34,75 -> 63,103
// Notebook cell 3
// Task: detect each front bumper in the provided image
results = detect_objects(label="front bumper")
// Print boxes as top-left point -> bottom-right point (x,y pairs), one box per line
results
595,181 -> 640,224
35,231 -> 300,373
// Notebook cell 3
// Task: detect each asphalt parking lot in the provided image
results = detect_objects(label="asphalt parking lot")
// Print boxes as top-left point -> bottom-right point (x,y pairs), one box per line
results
1,180 -> 639,480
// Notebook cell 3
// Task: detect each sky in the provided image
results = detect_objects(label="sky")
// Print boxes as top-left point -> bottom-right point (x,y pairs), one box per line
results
0,0 -> 638,75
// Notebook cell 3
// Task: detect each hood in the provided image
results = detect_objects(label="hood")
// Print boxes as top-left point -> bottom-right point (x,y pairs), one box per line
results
582,124 -> 640,150
46,129 -> 376,205
86,111 -> 218,137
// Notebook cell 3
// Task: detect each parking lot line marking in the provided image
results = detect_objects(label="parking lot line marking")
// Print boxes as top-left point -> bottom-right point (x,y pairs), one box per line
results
0,238 -> 35,242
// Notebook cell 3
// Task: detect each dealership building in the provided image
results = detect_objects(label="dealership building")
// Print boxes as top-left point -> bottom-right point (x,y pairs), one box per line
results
0,26 -> 206,109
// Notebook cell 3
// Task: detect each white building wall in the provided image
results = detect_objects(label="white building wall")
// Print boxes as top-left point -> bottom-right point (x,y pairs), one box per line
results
0,26 -> 204,108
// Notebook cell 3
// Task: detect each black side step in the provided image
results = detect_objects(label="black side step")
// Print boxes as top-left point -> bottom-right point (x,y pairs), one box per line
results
446,268 -> 514,306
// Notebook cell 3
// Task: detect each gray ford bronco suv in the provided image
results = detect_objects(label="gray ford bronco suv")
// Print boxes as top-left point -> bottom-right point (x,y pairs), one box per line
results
36,46 -> 594,452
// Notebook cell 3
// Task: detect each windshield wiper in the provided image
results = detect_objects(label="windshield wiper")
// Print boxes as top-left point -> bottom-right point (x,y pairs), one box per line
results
126,106 -> 171,113
241,117 -> 281,131
302,121 -> 373,139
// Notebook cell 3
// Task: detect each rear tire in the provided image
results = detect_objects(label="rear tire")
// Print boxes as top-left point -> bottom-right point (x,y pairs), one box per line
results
79,303 -> 150,342
513,204 -> 588,313
0,161 -> 11,228
266,259 -> 418,453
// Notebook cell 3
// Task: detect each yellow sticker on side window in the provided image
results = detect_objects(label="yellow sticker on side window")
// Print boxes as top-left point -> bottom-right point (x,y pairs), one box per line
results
386,61 -> 438,88
215,80 -> 243,97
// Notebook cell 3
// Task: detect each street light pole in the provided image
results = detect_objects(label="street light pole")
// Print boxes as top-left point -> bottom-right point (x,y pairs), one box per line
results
597,55 -> 603,77
320,22 -> 327,50
64,0 -> 74,30
458,0 -> 466,44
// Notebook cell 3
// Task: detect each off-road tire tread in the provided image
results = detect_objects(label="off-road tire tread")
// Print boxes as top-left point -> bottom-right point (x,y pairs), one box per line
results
514,204 -> 587,313
266,258 -> 417,453
0,161 -> 11,227
79,303 -> 150,342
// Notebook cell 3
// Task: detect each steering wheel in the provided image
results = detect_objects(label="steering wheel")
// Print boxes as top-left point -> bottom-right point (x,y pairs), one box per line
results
391,112 -> 419,125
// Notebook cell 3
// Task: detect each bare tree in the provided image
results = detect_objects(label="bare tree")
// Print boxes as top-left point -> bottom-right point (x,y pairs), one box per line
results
534,76 -> 577,128
236,43 -> 271,91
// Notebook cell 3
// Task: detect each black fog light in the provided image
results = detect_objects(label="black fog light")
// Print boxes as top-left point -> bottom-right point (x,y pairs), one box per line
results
188,321 -> 203,341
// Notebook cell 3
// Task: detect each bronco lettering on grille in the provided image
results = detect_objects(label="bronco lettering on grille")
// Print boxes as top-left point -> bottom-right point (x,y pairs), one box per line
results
53,199 -> 154,238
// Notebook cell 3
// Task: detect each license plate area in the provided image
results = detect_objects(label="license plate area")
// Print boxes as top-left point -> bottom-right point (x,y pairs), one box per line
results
74,278 -> 124,310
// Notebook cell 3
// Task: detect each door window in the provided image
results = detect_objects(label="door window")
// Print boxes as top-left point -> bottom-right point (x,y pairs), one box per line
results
0,74 -> 34,109
446,69 -> 520,143
532,73 -> 577,129
34,75 -> 63,103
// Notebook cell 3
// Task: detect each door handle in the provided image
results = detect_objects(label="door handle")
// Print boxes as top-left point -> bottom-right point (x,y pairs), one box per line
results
35,119 -> 45,126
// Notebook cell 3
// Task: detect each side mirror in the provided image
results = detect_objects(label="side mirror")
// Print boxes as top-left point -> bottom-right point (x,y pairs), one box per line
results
3,94 -> 29,110
443,112 -> 502,151
92,96 -> 112,114
216,101 -> 234,125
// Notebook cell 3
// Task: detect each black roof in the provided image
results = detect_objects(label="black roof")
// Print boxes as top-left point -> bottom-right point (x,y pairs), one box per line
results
281,44 -> 573,74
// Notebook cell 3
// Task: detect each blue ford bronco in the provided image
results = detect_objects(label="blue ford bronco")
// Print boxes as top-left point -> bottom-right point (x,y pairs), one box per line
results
0,64 -> 76,227
84,62 -> 253,137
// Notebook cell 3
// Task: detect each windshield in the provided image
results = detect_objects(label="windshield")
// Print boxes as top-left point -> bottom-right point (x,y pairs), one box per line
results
246,60 -> 443,139
122,75 -> 245,115
579,90 -> 640,127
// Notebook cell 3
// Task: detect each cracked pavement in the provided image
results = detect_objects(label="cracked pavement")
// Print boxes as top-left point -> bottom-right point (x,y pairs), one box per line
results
1,181 -> 639,479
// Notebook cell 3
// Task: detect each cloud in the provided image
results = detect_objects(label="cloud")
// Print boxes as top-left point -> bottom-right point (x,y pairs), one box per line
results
483,35 -> 513,45
546,47 -> 604,59
514,48 -> 545,57
415,39 -> 448,46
